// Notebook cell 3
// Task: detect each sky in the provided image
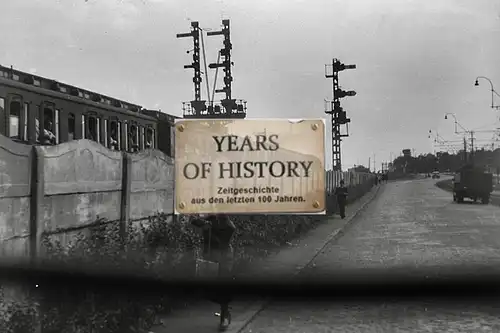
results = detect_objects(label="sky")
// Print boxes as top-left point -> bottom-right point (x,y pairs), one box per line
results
2,0 -> 500,170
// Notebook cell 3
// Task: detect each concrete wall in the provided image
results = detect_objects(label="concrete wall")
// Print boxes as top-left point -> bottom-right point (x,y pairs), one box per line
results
325,169 -> 374,191
0,134 -> 33,262
0,133 -> 374,263
0,134 -> 174,263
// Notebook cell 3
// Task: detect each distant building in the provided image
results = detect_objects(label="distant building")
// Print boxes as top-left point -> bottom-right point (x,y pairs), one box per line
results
402,149 -> 411,157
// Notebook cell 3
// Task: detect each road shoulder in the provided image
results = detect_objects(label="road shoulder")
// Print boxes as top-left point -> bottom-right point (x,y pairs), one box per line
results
153,184 -> 383,333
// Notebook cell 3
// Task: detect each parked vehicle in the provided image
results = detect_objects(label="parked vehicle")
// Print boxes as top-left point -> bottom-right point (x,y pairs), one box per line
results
431,171 -> 440,179
452,165 -> 493,204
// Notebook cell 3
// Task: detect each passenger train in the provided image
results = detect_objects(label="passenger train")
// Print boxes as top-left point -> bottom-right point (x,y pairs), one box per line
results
0,64 -> 178,157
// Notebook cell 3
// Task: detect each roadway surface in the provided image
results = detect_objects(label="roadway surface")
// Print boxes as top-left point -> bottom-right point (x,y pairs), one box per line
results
240,177 -> 500,333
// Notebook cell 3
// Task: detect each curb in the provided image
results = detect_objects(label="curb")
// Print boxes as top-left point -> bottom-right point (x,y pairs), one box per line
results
228,184 -> 383,333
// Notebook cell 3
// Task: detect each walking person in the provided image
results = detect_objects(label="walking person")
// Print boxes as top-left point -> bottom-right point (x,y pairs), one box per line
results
335,180 -> 348,219
191,213 -> 236,331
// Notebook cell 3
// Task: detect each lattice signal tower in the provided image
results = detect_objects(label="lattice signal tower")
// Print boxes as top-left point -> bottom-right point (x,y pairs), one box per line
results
325,58 -> 356,171
177,19 -> 247,119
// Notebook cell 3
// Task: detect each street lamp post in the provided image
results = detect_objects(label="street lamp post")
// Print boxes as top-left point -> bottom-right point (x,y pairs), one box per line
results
444,113 -> 474,164
429,129 -> 465,154
444,113 -> 469,134
474,76 -> 500,110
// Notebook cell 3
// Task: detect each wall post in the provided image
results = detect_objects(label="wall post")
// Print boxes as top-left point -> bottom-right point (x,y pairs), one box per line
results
29,146 -> 44,266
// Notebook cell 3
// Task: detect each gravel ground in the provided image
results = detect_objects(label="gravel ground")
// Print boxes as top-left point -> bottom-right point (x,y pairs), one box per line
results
242,178 -> 500,333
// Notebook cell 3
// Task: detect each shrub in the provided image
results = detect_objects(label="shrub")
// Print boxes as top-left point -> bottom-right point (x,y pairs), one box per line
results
230,214 -> 324,271
0,286 -> 38,333
0,213 -> 323,332
0,214 -> 201,333
0,179 -> 374,333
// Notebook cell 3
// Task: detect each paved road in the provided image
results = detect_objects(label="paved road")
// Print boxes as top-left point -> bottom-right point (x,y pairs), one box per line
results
241,178 -> 500,333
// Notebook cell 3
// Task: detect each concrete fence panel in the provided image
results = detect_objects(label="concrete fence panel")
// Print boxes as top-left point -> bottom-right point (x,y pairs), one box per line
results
0,135 -> 32,262
36,140 -> 123,241
0,132 -> 377,264
129,149 -> 175,221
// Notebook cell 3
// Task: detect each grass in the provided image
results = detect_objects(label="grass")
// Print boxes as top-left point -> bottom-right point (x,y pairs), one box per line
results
0,181 -> 375,333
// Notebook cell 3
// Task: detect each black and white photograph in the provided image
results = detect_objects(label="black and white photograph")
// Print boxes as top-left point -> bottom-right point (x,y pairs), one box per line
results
1,0 -> 500,332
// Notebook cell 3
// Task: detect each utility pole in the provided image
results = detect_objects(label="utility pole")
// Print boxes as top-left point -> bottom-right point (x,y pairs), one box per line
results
324,58 -> 356,171
470,130 -> 475,165
368,157 -> 371,172
463,137 -> 467,163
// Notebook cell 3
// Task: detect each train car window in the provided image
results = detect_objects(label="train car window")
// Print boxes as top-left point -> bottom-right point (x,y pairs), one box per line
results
85,115 -> 98,142
128,124 -> 139,152
35,110 -> 39,143
117,122 -> 122,150
145,128 -> 153,149
109,120 -> 120,150
123,122 -> 128,151
43,106 -> 56,145
96,118 -> 101,143
81,114 -> 85,140
0,97 -> 5,136
23,103 -> 28,141
9,99 -> 22,139
103,119 -> 108,148
140,127 -> 145,150
54,109 -> 60,144
68,113 -> 75,141
132,124 -> 139,152
35,105 -> 55,145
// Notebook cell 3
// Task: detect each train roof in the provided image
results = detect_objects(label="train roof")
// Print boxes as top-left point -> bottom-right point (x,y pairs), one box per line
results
0,64 -> 178,121
142,109 -> 181,124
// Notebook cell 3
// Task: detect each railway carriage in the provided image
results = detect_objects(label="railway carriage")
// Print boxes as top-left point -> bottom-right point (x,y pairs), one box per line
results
0,64 -> 177,157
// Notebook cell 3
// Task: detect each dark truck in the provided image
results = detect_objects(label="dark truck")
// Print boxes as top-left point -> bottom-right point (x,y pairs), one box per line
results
452,165 -> 493,204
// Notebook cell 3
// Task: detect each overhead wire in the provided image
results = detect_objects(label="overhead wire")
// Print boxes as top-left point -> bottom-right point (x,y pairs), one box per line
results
472,121 -> 500,131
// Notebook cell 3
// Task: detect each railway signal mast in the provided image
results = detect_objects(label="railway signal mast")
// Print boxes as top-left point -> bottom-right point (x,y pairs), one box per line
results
207,19 -> 247,118
177,19 -> 247,119
325,58 -> 356,171
176,22 -> 206,117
